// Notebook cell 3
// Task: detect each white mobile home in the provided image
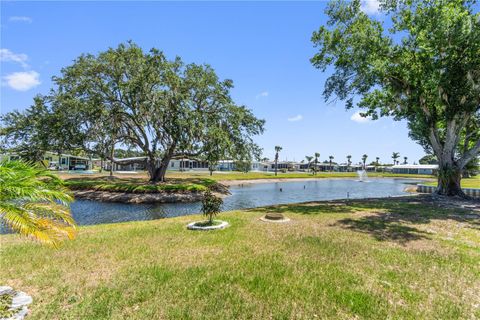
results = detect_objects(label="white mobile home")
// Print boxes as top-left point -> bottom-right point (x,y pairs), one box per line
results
1,151 -> 92,170
392,164 -> 438,175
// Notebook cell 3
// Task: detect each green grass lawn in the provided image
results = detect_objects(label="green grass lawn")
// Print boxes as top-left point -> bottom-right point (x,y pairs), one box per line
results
166,171 -> 435,181
424,175 -> 480,189
1,197 -> 478,319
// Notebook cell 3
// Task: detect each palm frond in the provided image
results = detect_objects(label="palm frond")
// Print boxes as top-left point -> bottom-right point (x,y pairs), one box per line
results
0,160 -> 77,247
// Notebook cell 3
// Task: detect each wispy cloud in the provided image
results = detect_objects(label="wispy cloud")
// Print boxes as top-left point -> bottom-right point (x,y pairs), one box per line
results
3,71 -> 40,91
9,16 -> 33,23
350,111 -> 372,123
256,91 -> 269,99
360,0 -> 380,14
0,48 -> 29,68
287,114 -> 303,122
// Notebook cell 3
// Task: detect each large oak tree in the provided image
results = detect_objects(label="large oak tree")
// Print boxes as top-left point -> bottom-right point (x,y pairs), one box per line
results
311,0 -> 479,197
1,42 -> 264,182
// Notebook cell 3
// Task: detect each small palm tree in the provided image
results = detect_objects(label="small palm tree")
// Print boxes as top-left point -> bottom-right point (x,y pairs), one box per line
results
362,154 -> 368,169
329,155 -> 334,172
403,156 -> 408,164
346,155 -> 352,171
0,161 -> 76,247
305,156 -> 313,174
375,157 -> 380,171
314,153 -> 320,175
274,146 -> 282,176
392,152 -> 400,165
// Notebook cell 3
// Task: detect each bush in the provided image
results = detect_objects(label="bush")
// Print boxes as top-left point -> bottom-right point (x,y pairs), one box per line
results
201,190 -> 223,224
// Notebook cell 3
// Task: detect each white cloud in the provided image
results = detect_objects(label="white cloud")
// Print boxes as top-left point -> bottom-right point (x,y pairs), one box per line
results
360,0 -> 380,14
3,71 -> 40,91
256,91 -> 269,99
9,16 -> 32,23
350,111 -> 372,123
0,48 -> 29,68
287,114 -> 303,122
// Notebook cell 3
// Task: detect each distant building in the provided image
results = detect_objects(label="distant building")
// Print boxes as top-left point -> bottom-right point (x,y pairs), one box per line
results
337,163 -> 364,172
392,164 -> 438,175
1,151 -> 92,170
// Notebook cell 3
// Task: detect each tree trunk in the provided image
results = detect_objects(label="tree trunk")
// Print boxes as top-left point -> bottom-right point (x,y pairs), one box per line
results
147,149 -> 175,183
147,159 -> 168,183
109,144 -> 115,177
436,162 -> 467,197
275,159 -> 278,176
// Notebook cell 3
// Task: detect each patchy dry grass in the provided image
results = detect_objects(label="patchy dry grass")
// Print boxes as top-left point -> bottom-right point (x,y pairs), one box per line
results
1,197 -> 479,319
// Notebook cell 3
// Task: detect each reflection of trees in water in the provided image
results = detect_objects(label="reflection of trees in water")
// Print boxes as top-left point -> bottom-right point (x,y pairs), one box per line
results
145,203 -> 203,220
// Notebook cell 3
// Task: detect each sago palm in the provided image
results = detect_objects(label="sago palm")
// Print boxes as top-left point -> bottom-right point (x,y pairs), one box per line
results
0,160 -> 76,247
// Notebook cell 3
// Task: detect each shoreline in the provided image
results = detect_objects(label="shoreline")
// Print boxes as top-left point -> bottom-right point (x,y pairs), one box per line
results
220,176 -> 434,186
73,190 -> 205,204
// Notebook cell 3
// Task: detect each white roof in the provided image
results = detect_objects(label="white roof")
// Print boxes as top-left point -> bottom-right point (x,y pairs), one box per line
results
44,152 -> 90,160
114,156 -> 147,162
392,164 -> 438,169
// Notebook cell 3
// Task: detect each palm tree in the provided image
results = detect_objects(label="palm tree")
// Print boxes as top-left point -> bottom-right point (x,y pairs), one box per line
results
305,156 -> 313,174
392,152 -> 400,165
329,155 -> 334,172
362,154 -> 368,169
274,146 -> 282,176
0,161 -> 76,247
346,155 -> 352,172
403,156 -> 408,164
314,153 -> 320,175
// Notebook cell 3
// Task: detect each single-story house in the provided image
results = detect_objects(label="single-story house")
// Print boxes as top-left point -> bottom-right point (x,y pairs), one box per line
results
392,164 -> 438,175
337,164 -> 364,172
100,157 -> 148,171
170,158 -> 267,172
1,151 -> 92,170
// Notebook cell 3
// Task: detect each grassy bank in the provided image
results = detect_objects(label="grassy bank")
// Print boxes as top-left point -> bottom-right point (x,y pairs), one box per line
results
168,171 -> 434,181
424,175 -> 480,189
1,197 -> 478,319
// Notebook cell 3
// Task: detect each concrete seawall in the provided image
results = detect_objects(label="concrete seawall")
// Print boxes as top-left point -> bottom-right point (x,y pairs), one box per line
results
417,184 -> 480,198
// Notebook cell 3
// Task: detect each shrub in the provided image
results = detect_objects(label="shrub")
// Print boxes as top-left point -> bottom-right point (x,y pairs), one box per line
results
201,190 -> 223,224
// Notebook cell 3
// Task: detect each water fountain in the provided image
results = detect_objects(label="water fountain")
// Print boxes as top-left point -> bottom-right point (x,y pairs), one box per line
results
357,170 -> 368,182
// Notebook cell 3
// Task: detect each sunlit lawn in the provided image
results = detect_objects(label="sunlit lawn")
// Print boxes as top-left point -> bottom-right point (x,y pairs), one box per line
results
166,171 -> 434,181
424,175 -> 480,189
1,197 -> 478,319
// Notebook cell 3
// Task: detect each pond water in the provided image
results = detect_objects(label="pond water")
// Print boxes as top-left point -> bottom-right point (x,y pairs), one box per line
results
69,178 -> 419,226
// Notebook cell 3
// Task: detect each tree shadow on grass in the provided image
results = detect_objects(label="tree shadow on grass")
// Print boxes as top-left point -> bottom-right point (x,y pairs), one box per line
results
335,196 -> 480,244
251,195 -> 480,244
336,215 -> 431,244
250,202 -> 358,215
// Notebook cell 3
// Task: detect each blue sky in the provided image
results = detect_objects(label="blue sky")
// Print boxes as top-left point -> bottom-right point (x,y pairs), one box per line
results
1,1 -> 425,164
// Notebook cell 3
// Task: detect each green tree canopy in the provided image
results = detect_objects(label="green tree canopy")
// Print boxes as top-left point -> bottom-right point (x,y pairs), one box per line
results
1,42 -> 264,182
311,0 -> 480,196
